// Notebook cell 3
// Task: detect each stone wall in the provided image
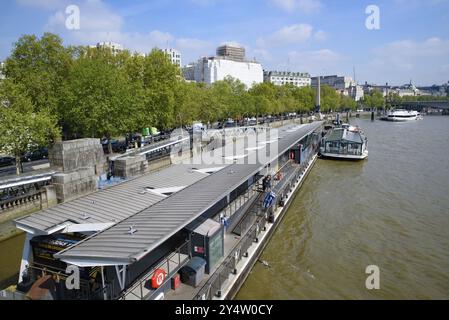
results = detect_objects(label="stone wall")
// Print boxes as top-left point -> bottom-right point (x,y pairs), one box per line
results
49,138 -> 106,202
49,138 -> 106,174
113,155 -> 148,178
51,168 -> 98,202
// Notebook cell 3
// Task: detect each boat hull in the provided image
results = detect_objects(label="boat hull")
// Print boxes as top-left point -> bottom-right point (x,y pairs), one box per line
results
319,150 -> 368,161
379,116 -> 419,122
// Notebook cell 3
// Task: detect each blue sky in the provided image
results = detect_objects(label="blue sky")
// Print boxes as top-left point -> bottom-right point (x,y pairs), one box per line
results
1,0 -> 449,86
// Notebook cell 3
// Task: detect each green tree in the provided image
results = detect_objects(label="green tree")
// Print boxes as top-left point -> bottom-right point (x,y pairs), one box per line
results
0,80 -> 60,175
3,33 -> 71,115
320,85 -> 341,112
141,49 -> 181,130
362,90 -> 385,110
61,47 -> 137,153
340,95 -> 357,110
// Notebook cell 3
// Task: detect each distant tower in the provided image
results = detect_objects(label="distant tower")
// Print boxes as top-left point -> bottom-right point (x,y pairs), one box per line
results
315,76 -> 321,113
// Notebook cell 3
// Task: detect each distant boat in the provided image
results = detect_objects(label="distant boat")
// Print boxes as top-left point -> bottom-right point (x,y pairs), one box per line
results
319,126 -> 368,160
380,109 -> 422,122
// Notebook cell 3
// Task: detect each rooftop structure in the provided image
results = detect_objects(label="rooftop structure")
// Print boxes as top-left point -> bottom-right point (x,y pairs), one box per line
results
216,44 -> 245,62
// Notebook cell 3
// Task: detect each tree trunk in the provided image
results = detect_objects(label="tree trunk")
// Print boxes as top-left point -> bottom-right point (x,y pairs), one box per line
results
15,155 -> 22,175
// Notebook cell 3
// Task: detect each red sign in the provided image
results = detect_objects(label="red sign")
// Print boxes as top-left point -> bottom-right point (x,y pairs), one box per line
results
151,269 -> 166,289
194,246 -> 205,254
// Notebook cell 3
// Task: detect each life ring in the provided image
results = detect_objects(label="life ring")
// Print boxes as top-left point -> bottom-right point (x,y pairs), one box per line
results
151,269 -> 166,289
275,172 -> 283,181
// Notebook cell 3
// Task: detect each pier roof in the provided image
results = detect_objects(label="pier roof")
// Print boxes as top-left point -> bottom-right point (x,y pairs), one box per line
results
55,122 -> 323,267
14,164 -> 216,235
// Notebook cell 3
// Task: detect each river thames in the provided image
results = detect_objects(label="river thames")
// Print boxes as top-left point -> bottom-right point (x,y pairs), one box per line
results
236,116 -> 449,299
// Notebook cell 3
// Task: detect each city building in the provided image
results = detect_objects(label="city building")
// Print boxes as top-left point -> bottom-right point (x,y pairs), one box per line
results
417,83 -> 449,97
161,48 -> 182,67
216,44 -> 245,62
311,75 -> 355,91
191,44 -> 263,89
0,62 -> 5,80
94,42 -> 124,55
347,85 -> 365,101
312,75 -> 363,101
263,70 -> 311,88
363,82 -> 392,97
182,63 -> 196,81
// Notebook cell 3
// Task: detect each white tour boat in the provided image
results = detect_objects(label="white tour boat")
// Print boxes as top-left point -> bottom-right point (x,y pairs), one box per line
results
380,109 -> 422,122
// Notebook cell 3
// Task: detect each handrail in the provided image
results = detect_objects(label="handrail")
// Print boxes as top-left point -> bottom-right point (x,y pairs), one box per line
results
193,153 -> 316,300
119,240 -> 190,300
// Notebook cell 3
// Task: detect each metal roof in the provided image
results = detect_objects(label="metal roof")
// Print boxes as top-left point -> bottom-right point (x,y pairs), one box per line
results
326,128 -> 363,144
55,122 -> 323,266
14,164 -> 215,234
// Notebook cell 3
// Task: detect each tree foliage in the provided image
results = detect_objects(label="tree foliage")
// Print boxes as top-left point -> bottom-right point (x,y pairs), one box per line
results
0,80 -> 60,174
1,32 -> 364,171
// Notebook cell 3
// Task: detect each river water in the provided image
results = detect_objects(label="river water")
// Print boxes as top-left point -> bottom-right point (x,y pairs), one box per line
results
236,116 -> 449,299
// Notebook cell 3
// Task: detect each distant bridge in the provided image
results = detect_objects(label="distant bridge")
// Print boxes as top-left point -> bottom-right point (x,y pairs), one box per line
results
397,100 -> 449,110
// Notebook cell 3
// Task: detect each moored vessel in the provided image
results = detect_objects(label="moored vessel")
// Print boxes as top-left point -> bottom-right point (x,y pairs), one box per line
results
319,125 -> 368,160
380,109 -> 422,122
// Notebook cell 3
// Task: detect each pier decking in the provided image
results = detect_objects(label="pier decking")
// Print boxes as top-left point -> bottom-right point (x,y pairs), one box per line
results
8,121 -> 323,300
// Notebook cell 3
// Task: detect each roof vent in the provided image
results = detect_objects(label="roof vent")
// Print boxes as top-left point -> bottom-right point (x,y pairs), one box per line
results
127,226 -> 137,235
81,213 -> 90,220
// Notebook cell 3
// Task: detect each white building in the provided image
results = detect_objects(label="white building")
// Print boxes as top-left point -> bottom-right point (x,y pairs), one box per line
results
348,85 -> 364,101
95,42 -> 124,54
193,57 -> 263,89
161,48 -> 181,67
264,70 -> 311,87
0,62 -> 5,80
311,75 -> 355,91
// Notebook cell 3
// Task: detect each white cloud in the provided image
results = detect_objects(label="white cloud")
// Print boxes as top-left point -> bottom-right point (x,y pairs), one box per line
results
45,0 -> 123,43
257,23 -> 325,48
271,0 -> 322,14
176,38 -> 214,62
287,49 -> 341,73
252,48 -> 272,62
367,37 -> 449,85
40,0 -> 217,61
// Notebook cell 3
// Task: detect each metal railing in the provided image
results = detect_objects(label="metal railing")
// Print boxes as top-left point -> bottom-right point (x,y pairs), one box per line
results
119,240 -> 190,300
23,262 -> 104,300
193,152 -> 317,300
